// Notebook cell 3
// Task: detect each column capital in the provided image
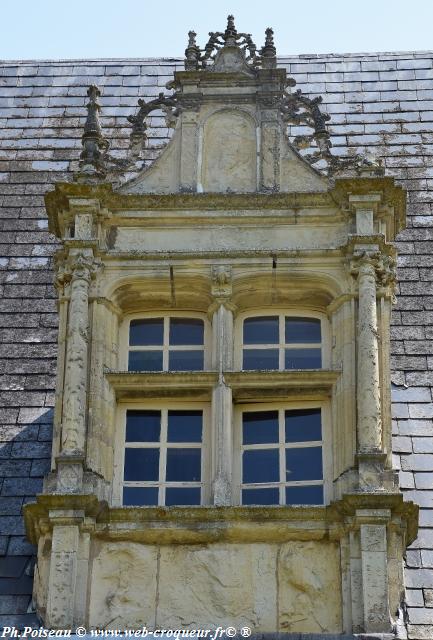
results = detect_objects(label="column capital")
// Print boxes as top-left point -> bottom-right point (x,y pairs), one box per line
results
350,251 -> 396,289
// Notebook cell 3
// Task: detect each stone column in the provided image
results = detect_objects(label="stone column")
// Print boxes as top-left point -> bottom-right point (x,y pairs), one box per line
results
57,248 -> 94,491
209,266 -> 235,505
355,254 -> 382,454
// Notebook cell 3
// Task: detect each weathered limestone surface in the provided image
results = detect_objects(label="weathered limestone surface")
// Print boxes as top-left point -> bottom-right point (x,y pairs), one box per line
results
0,48 -> 433,637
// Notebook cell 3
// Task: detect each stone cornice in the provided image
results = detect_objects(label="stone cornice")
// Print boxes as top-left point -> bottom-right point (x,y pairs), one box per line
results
24,492 -> 418,546
224,369 -> 340,400
106,371 -> 219,400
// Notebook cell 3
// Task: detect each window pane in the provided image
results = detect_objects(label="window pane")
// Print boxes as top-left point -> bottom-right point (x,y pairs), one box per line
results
124,448 -> 160,481
167,410 -> 202,443
123,487 -> 158,506
166,448 -> 201,481
285,485 -> 324,505
165,487 -> 201,506
242,411 -> 279,445
169,350 -> 204,371
243,316 -> 279,345
285,446 -> 323,481
243,449 -> 279,483
126,410 -> 160,443
285,409 -> 322,443
128,350 -> 163,372
285,348 -> 321,369
242,488 -> 279,505
243,349 -> 279,370
285,318 -> 321,344
170,318 -> 204,345
129,319 -> 163,346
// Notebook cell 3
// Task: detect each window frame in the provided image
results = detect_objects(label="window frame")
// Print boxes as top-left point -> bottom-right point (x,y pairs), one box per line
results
112,401 -> 211,507
233,400 -> 332,506
235,309 -> 330,371
119,311 -> 211,372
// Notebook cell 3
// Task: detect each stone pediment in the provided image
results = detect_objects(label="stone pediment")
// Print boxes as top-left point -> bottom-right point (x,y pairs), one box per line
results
75,16 -> 383,196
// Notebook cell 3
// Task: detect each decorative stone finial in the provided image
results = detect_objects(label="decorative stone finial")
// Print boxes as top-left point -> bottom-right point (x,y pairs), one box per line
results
260,28 -> 276,68
78,85 -> 109,179
224,15 -> 238,45
185,30 -> 200,71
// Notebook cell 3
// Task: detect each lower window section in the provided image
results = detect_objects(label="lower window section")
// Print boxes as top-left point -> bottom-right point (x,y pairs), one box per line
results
122,408 -> 204,506
240,407 -> 324,506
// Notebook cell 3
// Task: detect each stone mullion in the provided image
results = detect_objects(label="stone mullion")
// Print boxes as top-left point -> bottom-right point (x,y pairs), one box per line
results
211,302 -> 234,505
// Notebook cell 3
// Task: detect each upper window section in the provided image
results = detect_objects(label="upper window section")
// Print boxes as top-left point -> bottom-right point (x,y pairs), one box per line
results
242,314 -> 322,370
128,317 -> 205,372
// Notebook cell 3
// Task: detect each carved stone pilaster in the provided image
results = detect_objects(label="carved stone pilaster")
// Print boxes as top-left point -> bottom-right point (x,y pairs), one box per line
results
57,249 -> 97,491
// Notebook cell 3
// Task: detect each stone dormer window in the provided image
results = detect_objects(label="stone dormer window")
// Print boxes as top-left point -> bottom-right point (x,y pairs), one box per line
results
29,15 -> 417,636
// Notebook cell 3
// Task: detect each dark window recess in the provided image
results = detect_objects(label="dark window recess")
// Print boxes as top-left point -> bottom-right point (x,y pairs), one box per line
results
285,409 -> 322,442
124,448 -> 160,481
129,318 -> 164,346
167,410 -> 203,443
242,449 -> 279,484
285,318 -> 321,343
128,350 -> 163,372
243,316 -> 279,345
166,448 -> 201,482
170,318 -> 204,345
242,411 -> 279,445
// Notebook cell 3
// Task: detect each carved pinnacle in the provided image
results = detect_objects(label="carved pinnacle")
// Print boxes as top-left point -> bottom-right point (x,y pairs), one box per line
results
78,84 -> 109,179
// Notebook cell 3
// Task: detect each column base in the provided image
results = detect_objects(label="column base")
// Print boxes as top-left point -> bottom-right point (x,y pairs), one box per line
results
356,451 -> 398,492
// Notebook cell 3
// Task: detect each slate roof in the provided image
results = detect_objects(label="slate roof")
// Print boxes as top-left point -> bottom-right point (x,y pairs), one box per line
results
0,52 -> 433,637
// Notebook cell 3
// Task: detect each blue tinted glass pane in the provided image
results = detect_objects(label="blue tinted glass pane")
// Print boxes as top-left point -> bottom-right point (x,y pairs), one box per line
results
167,411 -> 202,443
285,409 -> 322,443
285,485 -> 324,505
128,350 -> 163,372
244,316 -> 279,345
285,318 -> 321,343
123,487 -> 158,506
166,448 -> 201,481
169,350 -> 204,371
285,348 -> 321,369
243,449 -> 279,483
243,349 -> 279,370
129,319 -> 163,346
242,411 -> 279,445
285,447 -> 323,481
126,410 -> 160,442
124,448 -> 160,481
165,487 -> 201,506
170,319 -> 204,345
242,488 -> 279,505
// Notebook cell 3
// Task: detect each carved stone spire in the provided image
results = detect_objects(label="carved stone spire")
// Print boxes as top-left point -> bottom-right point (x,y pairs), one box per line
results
260,27 -> 276,68
78,84 -> 109,180
223,14 -> 238,45
185,30 -> 200,71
